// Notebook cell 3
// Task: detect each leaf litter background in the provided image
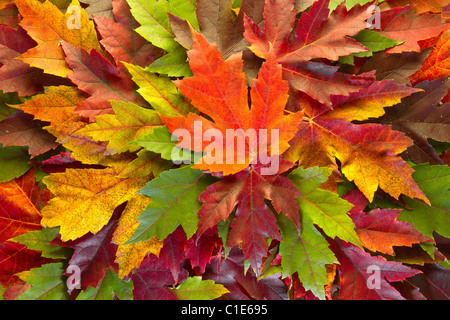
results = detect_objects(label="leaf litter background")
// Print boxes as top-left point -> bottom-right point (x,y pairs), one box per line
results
0,0 -> 449,300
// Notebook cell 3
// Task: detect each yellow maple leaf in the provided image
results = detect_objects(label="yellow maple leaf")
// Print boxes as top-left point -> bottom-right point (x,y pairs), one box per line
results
11,86 -> 86,126
16,0 -> 104,77
41,167 -> 145,241
113,194 -> 163,278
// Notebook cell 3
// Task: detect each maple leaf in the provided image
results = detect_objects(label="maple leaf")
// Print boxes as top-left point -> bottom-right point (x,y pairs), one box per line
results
277,213 -> 337,300
162,29 -> 303,175
0,25 -> 44,96
330,239 -> 421,300
94,0 -> 162,68
244,0 -> 374,105
131,253 -> 178,300
139,0 -> 265,80
409,31 -> 450,85
95,14 -> 160,67
0,145 -> 32,183
118,149 -> 173,179
11,86 -> 87,127
198,158 -> 300,272
124,62 -> 195,117
339,29 -> 404,65
113,194 -> 163,278
61,42 -> 140,121
76,269 -> 133,300
159,226 -> 188,284
375,163 -> 450,240
16,262 -> 69,300
287,166 -> 361,247
359,49 -> 432,85
126,0 -> 197,53
28,87 -> 112,167
128,165 -> 214,243
344,189 -> 434,255
0,112 -> 59,158
284,86 -> 429,203
281,62 -> 373,106
76,101 -> 164,155
133,126 -> 189,161
80,0 -> 113,19
0,241 -> 53,289
386,0 -> 450,14
245,0 -> 372,63
170,0 -> 266,81
66,208 -> 120,291
125,0 -> 197,77
0,168 -> 44,243
16,0 -> 104,77
44,120 -> 110,166
407,264 -> 450,300
10,227 -> 71,260
173,276 -> 229,300
375,77 -> 450,165
194,0 -> 264,58
1,0 -> 449,302
41,167 -> 145,241
377,5 -> 449,54
185,227 -> 222,274
203,246 -> 288,300
324,77 -> 423,121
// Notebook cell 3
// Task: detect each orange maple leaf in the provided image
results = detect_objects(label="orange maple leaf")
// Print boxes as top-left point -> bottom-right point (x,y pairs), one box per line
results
161,29 -> 303,175
410,30 -> 450,85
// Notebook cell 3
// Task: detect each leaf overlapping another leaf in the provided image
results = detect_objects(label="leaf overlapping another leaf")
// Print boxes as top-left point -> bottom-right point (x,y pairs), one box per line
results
162,28 -> 303,175
41,167 -> 145,241
0,0 -> 448,301
16,0 -> 103,77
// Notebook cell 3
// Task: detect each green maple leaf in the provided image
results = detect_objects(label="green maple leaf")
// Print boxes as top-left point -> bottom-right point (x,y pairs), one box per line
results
278,213 -> 337,300
288,166 -> 362,248
375,164 -> 450,239
76,269 -> 133,300
352,30 -> 403,57
0,145 -> 32,183
340,30 -> 403,65
17,263 -> 69,300
133,126 -> 198,163
172,276 -> 229,300
119,149 -> 173,179
128,166 -> 216,242
330,0 -> 375,11
401,164 -> 450,239
125,0 -> 197,77
11,227 -> 72,259
134,126 -> 178,160
124,62 -> 195,117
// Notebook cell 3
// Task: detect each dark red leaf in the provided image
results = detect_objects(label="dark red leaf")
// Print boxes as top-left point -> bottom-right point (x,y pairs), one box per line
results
131,253 -> 177,300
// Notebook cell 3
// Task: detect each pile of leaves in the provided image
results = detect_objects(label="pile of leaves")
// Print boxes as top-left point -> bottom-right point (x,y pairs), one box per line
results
0,0 -> 449,300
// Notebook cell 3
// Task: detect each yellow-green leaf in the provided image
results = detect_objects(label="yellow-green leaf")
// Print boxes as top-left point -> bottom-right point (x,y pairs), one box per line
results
123,62 -> 194,117
173,276 -> 229,300
76,101 -> 163,155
